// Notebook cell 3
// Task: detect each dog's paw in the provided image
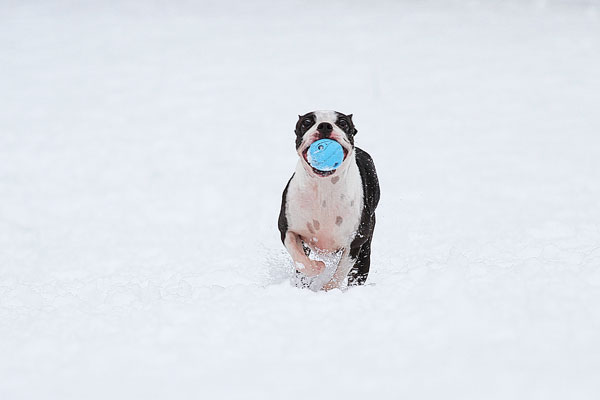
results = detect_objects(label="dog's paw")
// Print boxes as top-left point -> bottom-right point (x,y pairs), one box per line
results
295,260 -> 326,277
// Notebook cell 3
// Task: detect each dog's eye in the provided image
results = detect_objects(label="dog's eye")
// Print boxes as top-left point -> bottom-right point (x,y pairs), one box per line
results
338,119 -> 348,129
302,118 -> 313,128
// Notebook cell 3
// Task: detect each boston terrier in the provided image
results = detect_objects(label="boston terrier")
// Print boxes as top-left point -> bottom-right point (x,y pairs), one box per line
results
278,111 -> 380,290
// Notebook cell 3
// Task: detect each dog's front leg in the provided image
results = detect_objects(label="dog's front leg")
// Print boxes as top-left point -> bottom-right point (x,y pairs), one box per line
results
321,249 -> 355,291
284,231 -> 325,276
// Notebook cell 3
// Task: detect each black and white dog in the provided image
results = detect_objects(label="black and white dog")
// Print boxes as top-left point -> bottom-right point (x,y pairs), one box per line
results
278,111 -> 380,290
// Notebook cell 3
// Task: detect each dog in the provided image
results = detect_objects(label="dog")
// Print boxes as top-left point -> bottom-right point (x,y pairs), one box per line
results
278,111 -> 380,290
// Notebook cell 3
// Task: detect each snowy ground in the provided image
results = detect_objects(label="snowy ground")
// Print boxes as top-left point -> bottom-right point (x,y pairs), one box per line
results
1,0 -> 600,398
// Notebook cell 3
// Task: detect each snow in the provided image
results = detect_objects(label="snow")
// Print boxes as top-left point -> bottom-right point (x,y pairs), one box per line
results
1,0 -> 600,398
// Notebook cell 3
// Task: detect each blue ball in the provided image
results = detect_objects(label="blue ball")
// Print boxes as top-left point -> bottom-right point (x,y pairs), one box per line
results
307,139 -> 344,172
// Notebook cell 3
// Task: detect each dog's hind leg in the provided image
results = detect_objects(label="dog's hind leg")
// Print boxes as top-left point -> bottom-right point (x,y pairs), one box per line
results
321,249 -> 355,291
347,236 -> 372,286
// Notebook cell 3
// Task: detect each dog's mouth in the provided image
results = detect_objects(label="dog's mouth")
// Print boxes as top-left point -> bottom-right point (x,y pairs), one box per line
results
301,140 -> 349,177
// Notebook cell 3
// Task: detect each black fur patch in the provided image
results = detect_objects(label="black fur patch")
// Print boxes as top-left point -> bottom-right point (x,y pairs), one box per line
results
294,112 -> 316,149
278,174 -> 294,243
348,147 -> 380,285
335,112 -> 358,146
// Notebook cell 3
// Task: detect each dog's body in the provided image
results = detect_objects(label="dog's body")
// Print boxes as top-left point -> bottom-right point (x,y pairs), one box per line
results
278,111 -> 380,290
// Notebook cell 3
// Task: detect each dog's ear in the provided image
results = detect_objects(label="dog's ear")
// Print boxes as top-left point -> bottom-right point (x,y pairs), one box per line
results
347,114 -> 358,136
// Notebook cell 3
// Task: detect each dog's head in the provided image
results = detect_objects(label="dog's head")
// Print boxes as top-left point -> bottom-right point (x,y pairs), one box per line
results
294,110 -> 358,177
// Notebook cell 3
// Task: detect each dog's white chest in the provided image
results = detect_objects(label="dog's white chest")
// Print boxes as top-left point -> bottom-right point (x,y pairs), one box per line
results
286,158 -> 363,252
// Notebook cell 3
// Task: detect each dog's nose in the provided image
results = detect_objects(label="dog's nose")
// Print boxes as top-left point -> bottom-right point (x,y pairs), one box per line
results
317,122 -> 333,135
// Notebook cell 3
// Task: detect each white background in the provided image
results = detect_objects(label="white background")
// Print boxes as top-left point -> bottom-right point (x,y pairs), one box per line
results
1,1 -> 600,398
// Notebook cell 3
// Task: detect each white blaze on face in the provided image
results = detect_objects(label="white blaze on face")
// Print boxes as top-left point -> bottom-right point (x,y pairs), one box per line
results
313,110 -> 338,123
